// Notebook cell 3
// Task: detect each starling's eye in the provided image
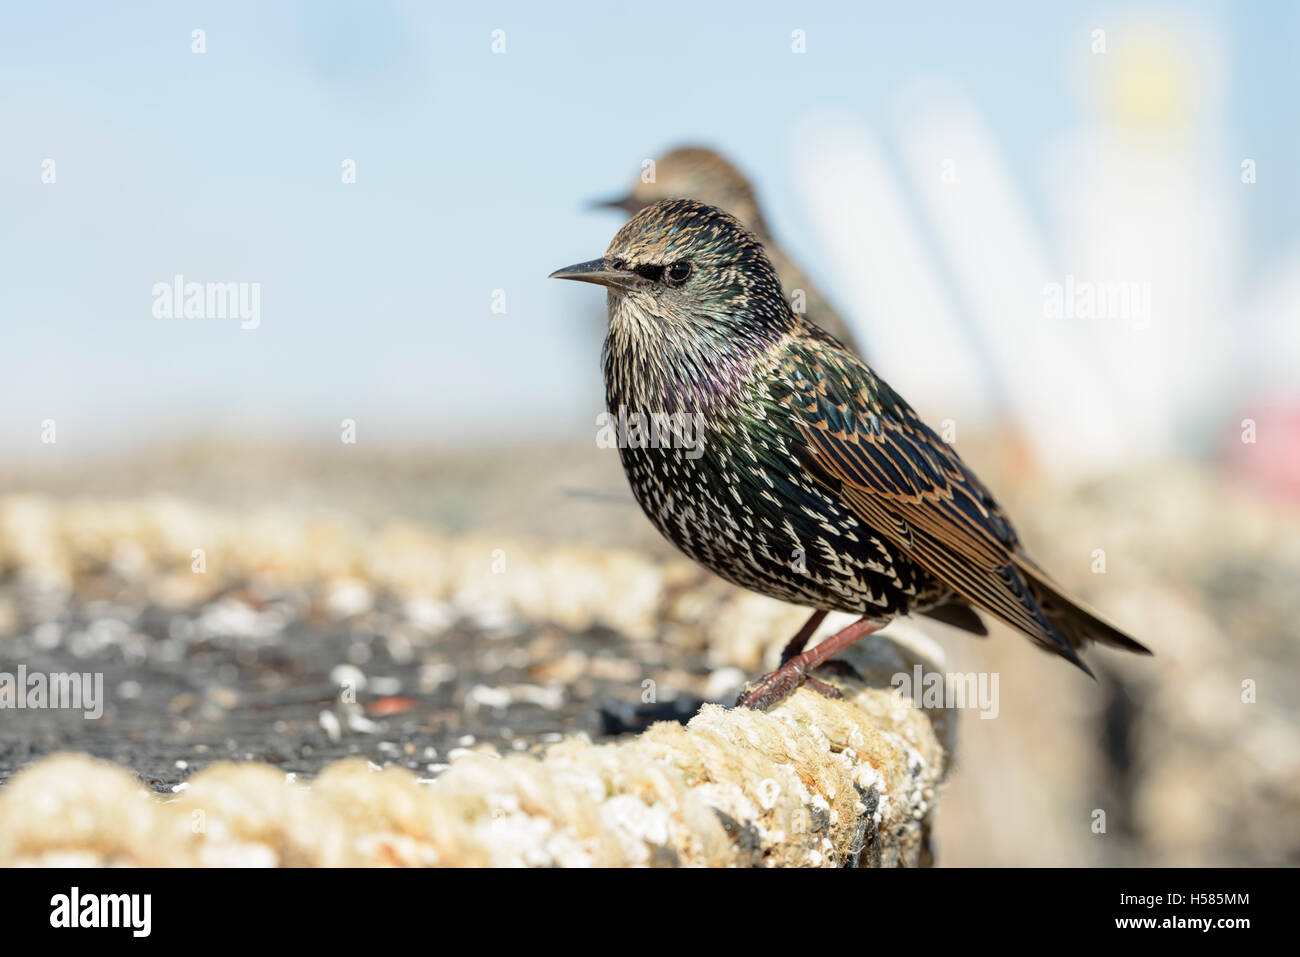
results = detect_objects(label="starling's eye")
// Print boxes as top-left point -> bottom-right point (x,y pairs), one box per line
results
664,261 -> 692,286
610,258 -> 627,271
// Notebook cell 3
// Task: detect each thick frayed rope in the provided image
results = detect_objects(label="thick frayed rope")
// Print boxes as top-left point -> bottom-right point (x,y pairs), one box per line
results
0,648 -> 943,867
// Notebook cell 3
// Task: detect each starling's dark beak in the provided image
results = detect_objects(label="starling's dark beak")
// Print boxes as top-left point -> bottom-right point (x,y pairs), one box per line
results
548,258 -> 637,289
587,194 -> 643,214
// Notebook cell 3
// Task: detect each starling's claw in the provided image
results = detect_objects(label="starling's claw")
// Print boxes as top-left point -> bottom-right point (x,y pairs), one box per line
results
735,665 -> 844,711
735,665 -> 804,711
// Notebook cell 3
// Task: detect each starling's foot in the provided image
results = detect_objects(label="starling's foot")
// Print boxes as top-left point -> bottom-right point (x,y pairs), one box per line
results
735,661 -> 806,710
734,665 -> 843,711
735,616 -> 882,711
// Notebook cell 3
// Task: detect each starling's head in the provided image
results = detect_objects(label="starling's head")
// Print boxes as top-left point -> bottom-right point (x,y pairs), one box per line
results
592,147 -> 765,232
550,198 -> 792,343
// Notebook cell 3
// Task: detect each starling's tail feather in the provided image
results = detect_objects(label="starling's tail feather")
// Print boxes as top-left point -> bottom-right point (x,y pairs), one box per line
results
1012,555 -> 1152,656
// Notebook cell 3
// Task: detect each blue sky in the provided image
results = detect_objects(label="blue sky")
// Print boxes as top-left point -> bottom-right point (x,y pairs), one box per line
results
2,0 -> 1294,453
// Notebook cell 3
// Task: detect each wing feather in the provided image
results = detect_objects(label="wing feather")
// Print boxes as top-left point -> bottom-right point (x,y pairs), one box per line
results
776,337 -> 1090,666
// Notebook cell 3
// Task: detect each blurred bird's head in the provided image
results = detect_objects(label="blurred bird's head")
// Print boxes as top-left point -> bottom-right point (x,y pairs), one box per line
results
593,147 -> 766,234
550,199 -> 793,345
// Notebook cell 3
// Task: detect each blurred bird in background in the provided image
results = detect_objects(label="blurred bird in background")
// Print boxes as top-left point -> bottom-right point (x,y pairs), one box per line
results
593,146 -> 866,357
552,199 -> 1150,709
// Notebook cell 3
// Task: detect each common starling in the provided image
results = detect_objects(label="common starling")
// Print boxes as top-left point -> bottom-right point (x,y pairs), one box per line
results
551,199 -> 1151,710
593,146 -> 864,356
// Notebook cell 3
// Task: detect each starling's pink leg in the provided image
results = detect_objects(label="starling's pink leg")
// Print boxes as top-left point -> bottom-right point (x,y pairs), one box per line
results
779,609 -> 828,665
736,616 -> 881,711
